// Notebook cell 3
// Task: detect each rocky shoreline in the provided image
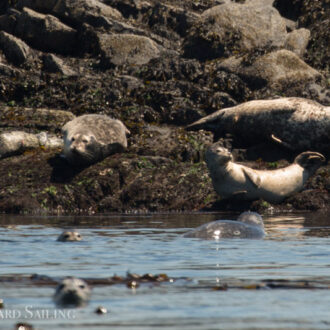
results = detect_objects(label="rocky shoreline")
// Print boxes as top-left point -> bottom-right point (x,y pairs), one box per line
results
0,0 -> 329,214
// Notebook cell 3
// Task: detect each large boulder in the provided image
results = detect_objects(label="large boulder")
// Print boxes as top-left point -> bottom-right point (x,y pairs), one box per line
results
183,0 -> 288,60
0,106 -> 75,132
18,0 -> 122,28
219,49 -> 322,91
0,31 -> 34,65
98,33 -> 161,67
284,28 -> 310,58
13,7 -> 78,54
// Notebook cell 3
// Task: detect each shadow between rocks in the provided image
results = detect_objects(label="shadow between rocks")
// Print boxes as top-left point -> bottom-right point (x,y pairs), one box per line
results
48,154 -> 86,183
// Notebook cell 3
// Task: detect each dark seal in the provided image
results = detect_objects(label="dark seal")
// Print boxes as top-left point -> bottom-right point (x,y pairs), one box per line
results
183,211 -> 265,239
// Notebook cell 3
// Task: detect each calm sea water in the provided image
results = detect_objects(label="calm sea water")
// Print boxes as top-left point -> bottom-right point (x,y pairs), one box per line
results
0,212 -> 329,329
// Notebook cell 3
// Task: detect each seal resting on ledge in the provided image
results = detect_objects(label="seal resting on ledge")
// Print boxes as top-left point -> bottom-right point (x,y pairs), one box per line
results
184,211 -> 265,239
187,97 -> 330,153
62,114 -> 130,165
205,144 -> 325,204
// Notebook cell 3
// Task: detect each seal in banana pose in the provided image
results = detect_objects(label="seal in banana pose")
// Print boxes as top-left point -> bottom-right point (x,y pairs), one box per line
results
53,277 -> 91,307
184,211 -> 265,239
62,114 -> 130,165
205,144 -> 325,203
187,97 -> 330,153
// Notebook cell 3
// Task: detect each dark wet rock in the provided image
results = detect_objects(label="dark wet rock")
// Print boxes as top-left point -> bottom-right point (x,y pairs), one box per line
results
0,31 -> 34,66
0,151 -> 217,214
18,0 -> 122,28
0,106 -> 75,132
274,0 -> 329,73
304,83 -> 330,106
183,0 -> 287,60
42,53 -> 76,76
12,7 -> 78,55
219,50 -> 323,92
128,125 -> 213,162
98,33 -> 161,67
0,58 -> 17,76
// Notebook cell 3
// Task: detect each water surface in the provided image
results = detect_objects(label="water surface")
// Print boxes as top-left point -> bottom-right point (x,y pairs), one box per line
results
0,212 -> 329,329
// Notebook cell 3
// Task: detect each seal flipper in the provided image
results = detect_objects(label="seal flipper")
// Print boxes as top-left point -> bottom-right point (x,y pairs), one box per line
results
271,134 -> 294,150
242,167 -> 261,188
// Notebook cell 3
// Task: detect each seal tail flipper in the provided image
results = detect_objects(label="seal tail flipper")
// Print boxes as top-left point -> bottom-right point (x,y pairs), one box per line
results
185,108 -> 226,130
242,167 -> 261,188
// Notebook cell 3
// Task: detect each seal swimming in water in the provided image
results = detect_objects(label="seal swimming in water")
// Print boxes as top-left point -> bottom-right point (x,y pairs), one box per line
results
53,277 -> 91,307
187,97 -> 330,153
206,144 -> 325,203
62,114 -> 130,165
184,211 -> 265,239
57,231 -> 82,242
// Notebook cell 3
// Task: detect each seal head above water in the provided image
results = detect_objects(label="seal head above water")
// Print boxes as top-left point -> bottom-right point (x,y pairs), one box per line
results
184,211 -> 265,239
62,114 -> 130,165
53,277 -> 91,307
57,231 -> 82,242
205,144 -> 325,203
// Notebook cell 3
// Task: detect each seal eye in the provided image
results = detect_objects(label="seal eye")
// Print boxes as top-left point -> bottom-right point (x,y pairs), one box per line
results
79,285 -> 85,289
64,234 -> 70,239
71,137 -> 75,142
82,139 -> 88,144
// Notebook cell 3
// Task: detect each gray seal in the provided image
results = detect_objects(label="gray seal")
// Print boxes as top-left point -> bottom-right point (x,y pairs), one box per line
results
206,144 -> 325,203
187,97 -> 330,153
53,277 -> 91,307
184,211 -> 265,239
57,231 -> 82,242
62,114 -> 130,165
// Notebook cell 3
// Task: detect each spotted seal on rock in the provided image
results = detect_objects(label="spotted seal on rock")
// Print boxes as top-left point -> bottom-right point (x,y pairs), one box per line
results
53,277 -> 91,307
62,114 -> 130,165
0,131 -> 63,159
187,97 -> 330,153
206,144 -> 325,203
57,231 -> 82,242
184,211 -> 265,239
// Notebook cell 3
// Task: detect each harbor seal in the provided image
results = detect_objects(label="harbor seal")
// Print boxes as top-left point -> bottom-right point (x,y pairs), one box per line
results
187,97 -> 330,153
206,144 -> 325,203
62,114 -> 130,165
53,277 -> 91,307
184,211 -> 265,239
0,131 -> 62,159
57,231 -> 82,242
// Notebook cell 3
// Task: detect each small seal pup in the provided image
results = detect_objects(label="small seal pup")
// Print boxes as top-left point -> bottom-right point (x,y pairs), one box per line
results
62,114 -> 130,165
184,211 -> 265,239
206,144 -> 325,203
57,231 -> 82,242
53,277 -> 91,307
187,97 -> 330,153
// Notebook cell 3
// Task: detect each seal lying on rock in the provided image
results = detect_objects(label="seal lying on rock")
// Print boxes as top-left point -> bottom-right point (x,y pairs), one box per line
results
53,277 -> 91,307
57,231 -> 82,242
184,211 -> 265,239
187,97 -> 330,153
0,131 -> 63,159
206,144 -> 325,203
62,114 -> 130,165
